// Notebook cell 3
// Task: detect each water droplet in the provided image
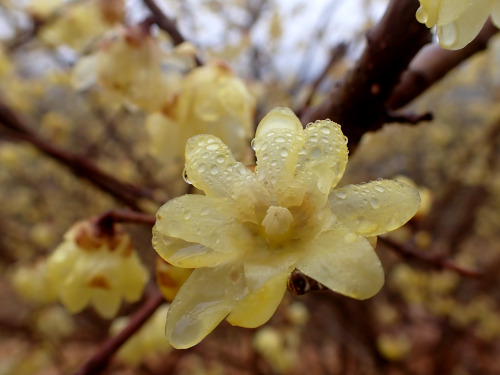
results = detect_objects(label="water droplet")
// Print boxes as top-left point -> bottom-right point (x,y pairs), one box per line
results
320,126 -> 331,135
310,147 -> 322,158
270,160 -> 278,167
182,168 -> 192,184
309,136 -> 318,143
335,190 -> 347,199
202,152 -> 209,159
375,186 -> 384,193
321,136 -> 329,143
250,139 -> 256,150
343,136 -> 348,144
210,165 -> 219,175
216,155 -> 225,163
415,6 -> 428,24
275,136 -> 285,143
200,207 -> 210,216
280,148 -> 289,157
439,22 -> 458,48
184,211 -> 191,220
370,197 -> 380,209
206,143 -> 220,151
198,163 -> 207,173
168,221 -> 180,234
344,232 -> 357,244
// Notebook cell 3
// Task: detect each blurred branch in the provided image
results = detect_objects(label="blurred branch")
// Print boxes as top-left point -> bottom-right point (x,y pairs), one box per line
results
0,99 -> 159,211
301,0 -> 431,152
142,0 -> 203,66
387,19 -> 499,110
379,237 -> 482,278
385,110 -> 433,124
74,290 -> 165,375
93,209 -> 156,236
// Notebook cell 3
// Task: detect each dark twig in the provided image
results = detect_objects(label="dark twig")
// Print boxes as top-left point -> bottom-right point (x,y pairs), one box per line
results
74,290 -> 165,375
94,209 -> 156,236
379,237 -> 481,278
385,110 -> 433,124
142,0 -> 203,66
301,0 -> 431,151
0,99 -> 159,210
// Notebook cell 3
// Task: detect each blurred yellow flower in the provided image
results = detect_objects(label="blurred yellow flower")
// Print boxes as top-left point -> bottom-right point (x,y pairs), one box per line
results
416,0 -> 500,49
153,107 -> 420,349
146,61 -> 255,173
47,219 -> 149,318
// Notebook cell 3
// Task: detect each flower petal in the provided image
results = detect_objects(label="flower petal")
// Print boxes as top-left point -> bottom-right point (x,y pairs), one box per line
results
437,1 -> 490,50
184,134 -> 253,197
153,195 -> 250,267
253,107 -> 305,203
328,179 -> 420,237
91,289 -> 122,319
298,226 -> 384,300
166,264 -> 245,349
492,0 -> 500,28
295,119 -> 348,195
226,253 -> 295,328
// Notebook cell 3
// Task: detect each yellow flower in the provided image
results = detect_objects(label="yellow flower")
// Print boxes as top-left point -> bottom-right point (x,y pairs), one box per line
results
146,61 -> 255,173
111,304 -> 173,366
47,220 -> 149,318
153,107 -> 420,349
416,0 -> 500,49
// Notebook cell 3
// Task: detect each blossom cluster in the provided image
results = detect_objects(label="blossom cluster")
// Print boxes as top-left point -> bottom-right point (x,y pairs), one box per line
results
153,107 -> 420,349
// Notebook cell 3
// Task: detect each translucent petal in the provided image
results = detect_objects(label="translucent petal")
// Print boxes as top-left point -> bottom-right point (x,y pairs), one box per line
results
436,0 -> 472,25
153,195 -> 250,267
60,284 -> 91,313
91,289 -> 122,319
184,134 -> 253,197
328,179 -> 420,237
146,112 -> 185,166
253,108 -> 305,203
437,1 -> 490,50
297,226 -> 384,300
119,257 -> 148,302
295,119 -> 348,195
226,253 -> 295,328
166,264 -> 244,349
226,271 -> 288,328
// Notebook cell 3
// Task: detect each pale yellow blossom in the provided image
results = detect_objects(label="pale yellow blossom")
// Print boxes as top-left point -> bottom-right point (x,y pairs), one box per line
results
153,107 -> 420,349
47,220 -> 149,318
416,0 -> 500,49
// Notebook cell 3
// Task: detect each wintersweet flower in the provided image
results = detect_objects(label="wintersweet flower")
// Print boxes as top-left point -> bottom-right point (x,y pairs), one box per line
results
153,107 -> 420,349
416,0 -> 500,49
47,219 -> 149,318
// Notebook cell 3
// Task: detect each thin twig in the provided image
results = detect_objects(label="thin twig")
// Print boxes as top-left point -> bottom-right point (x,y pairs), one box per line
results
74,290 -> 165,375
0,99 -> 159,210
379,237 -> 481,278
142,0 -> 203,66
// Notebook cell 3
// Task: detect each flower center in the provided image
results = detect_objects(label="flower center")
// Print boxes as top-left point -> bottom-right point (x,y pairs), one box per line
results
261,206 -> 294,245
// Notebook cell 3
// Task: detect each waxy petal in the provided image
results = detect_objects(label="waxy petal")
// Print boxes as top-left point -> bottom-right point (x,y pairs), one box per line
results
226,253 -> 296,328
253,108 -> 304,204
328,179 -> 420,237
298,226 -> 384,299
166,264 -> 245,349
184,135 -> 253,197
153,195 -> 250,267
295,119 -> 348,195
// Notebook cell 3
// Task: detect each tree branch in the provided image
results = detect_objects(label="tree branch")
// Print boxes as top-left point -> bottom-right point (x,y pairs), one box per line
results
0,99 -> 160,211
142,0 -> 203,66
387,19 -> 499,110
301,0 -> 431,151
74,290 -> 165,375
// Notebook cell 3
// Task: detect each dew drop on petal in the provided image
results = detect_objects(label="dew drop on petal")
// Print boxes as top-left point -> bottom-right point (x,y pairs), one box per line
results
184,211 -> 192,220
210,165 -> 219,175
206,143 -> 220,151
439,22 -> 458,48
310,147 -> 322,158
370,197 -> 380,209
374,186 -> 384,193
280,148 -> 289,157
320,126 -> 331,135
216,155 -> 225,164
335,190 -> 347,199
182,168 -> 192,184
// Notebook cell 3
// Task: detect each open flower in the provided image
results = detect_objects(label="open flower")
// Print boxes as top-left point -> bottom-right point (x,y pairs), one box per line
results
153,107 -> 420,349
47,219 -> 149,318
416,0 -> 500,49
